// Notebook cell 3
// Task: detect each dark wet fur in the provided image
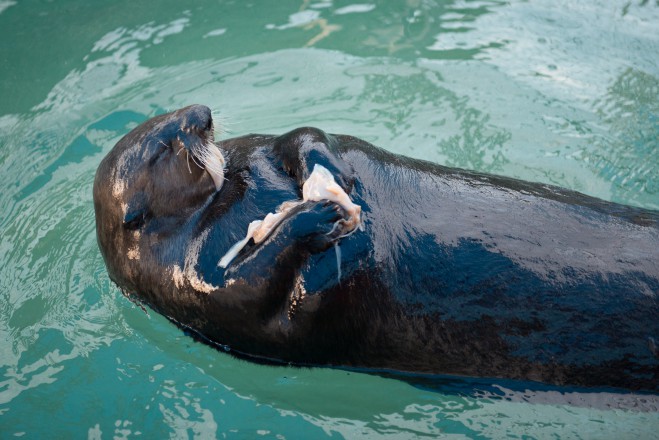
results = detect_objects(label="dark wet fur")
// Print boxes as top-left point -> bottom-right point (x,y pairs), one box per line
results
94,105 -> 659,392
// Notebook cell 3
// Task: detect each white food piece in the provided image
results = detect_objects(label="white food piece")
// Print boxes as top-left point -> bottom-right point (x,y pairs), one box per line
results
218,219 -> 263,269
302,164 -> 362,230
218,164 -> 361,268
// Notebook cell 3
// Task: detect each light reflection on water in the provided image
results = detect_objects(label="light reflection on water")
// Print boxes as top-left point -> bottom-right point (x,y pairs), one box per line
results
0,0 -> 658,437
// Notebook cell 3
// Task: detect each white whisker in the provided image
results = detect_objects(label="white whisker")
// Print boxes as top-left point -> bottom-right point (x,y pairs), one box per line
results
188,139 -> 227,191
189,149 -> 204,170
210,109 -> 236,136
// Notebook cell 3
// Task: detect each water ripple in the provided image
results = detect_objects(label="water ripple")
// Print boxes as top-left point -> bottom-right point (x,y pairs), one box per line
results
1,1 -> 658,437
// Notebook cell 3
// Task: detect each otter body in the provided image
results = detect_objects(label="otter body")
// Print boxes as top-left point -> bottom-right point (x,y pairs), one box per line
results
94,105 -> 659,391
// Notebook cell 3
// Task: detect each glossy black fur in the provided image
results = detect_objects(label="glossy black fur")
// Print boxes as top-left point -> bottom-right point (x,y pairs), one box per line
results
94,105 -> 659,391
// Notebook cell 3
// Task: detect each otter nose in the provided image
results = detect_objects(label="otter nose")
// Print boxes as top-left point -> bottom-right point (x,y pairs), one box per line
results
179,104 -> 213,133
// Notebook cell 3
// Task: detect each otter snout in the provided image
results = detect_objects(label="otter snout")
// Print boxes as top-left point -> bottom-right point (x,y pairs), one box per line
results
176,104 -> 213,135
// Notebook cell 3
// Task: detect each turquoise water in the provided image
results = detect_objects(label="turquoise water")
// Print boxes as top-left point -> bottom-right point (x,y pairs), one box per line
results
1,0 -> 658,437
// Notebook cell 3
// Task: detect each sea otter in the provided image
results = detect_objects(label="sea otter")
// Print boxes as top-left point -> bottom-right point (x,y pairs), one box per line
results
93,104 -> 659,391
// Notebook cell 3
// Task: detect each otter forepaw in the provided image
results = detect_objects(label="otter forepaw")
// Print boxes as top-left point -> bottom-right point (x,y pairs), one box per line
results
291,201 -> 347,252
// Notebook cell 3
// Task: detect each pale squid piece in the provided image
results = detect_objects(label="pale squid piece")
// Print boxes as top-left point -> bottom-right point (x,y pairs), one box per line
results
302,164 -> 362,230
219,164 -> 362,268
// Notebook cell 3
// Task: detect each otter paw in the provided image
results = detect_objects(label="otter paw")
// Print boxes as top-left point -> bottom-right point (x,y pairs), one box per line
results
290,201 -> 347,251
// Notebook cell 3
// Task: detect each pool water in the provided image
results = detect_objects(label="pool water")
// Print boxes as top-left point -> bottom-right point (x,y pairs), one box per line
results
1,0 -> 658,438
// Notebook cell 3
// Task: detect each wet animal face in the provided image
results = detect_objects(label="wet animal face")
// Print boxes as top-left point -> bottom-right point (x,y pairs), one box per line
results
93,105 -> 225,282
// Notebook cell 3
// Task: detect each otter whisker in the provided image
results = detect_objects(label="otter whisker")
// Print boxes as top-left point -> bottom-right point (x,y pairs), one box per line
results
175,145 -> 193,174
189,151 -> 204,171
187,139 -> 227,190
210,110 -> 234,135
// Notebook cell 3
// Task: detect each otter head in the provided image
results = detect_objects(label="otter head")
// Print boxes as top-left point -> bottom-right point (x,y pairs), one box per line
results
93,104 -> 225,288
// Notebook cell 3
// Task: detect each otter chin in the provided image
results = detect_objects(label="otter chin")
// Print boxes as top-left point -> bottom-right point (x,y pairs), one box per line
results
94,104 -> 659,392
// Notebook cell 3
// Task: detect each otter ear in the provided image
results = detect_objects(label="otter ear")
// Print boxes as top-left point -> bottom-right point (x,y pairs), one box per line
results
123,193 -> 148,230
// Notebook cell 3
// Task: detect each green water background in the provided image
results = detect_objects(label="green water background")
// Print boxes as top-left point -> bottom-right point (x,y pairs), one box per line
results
1,0 -> 658,438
